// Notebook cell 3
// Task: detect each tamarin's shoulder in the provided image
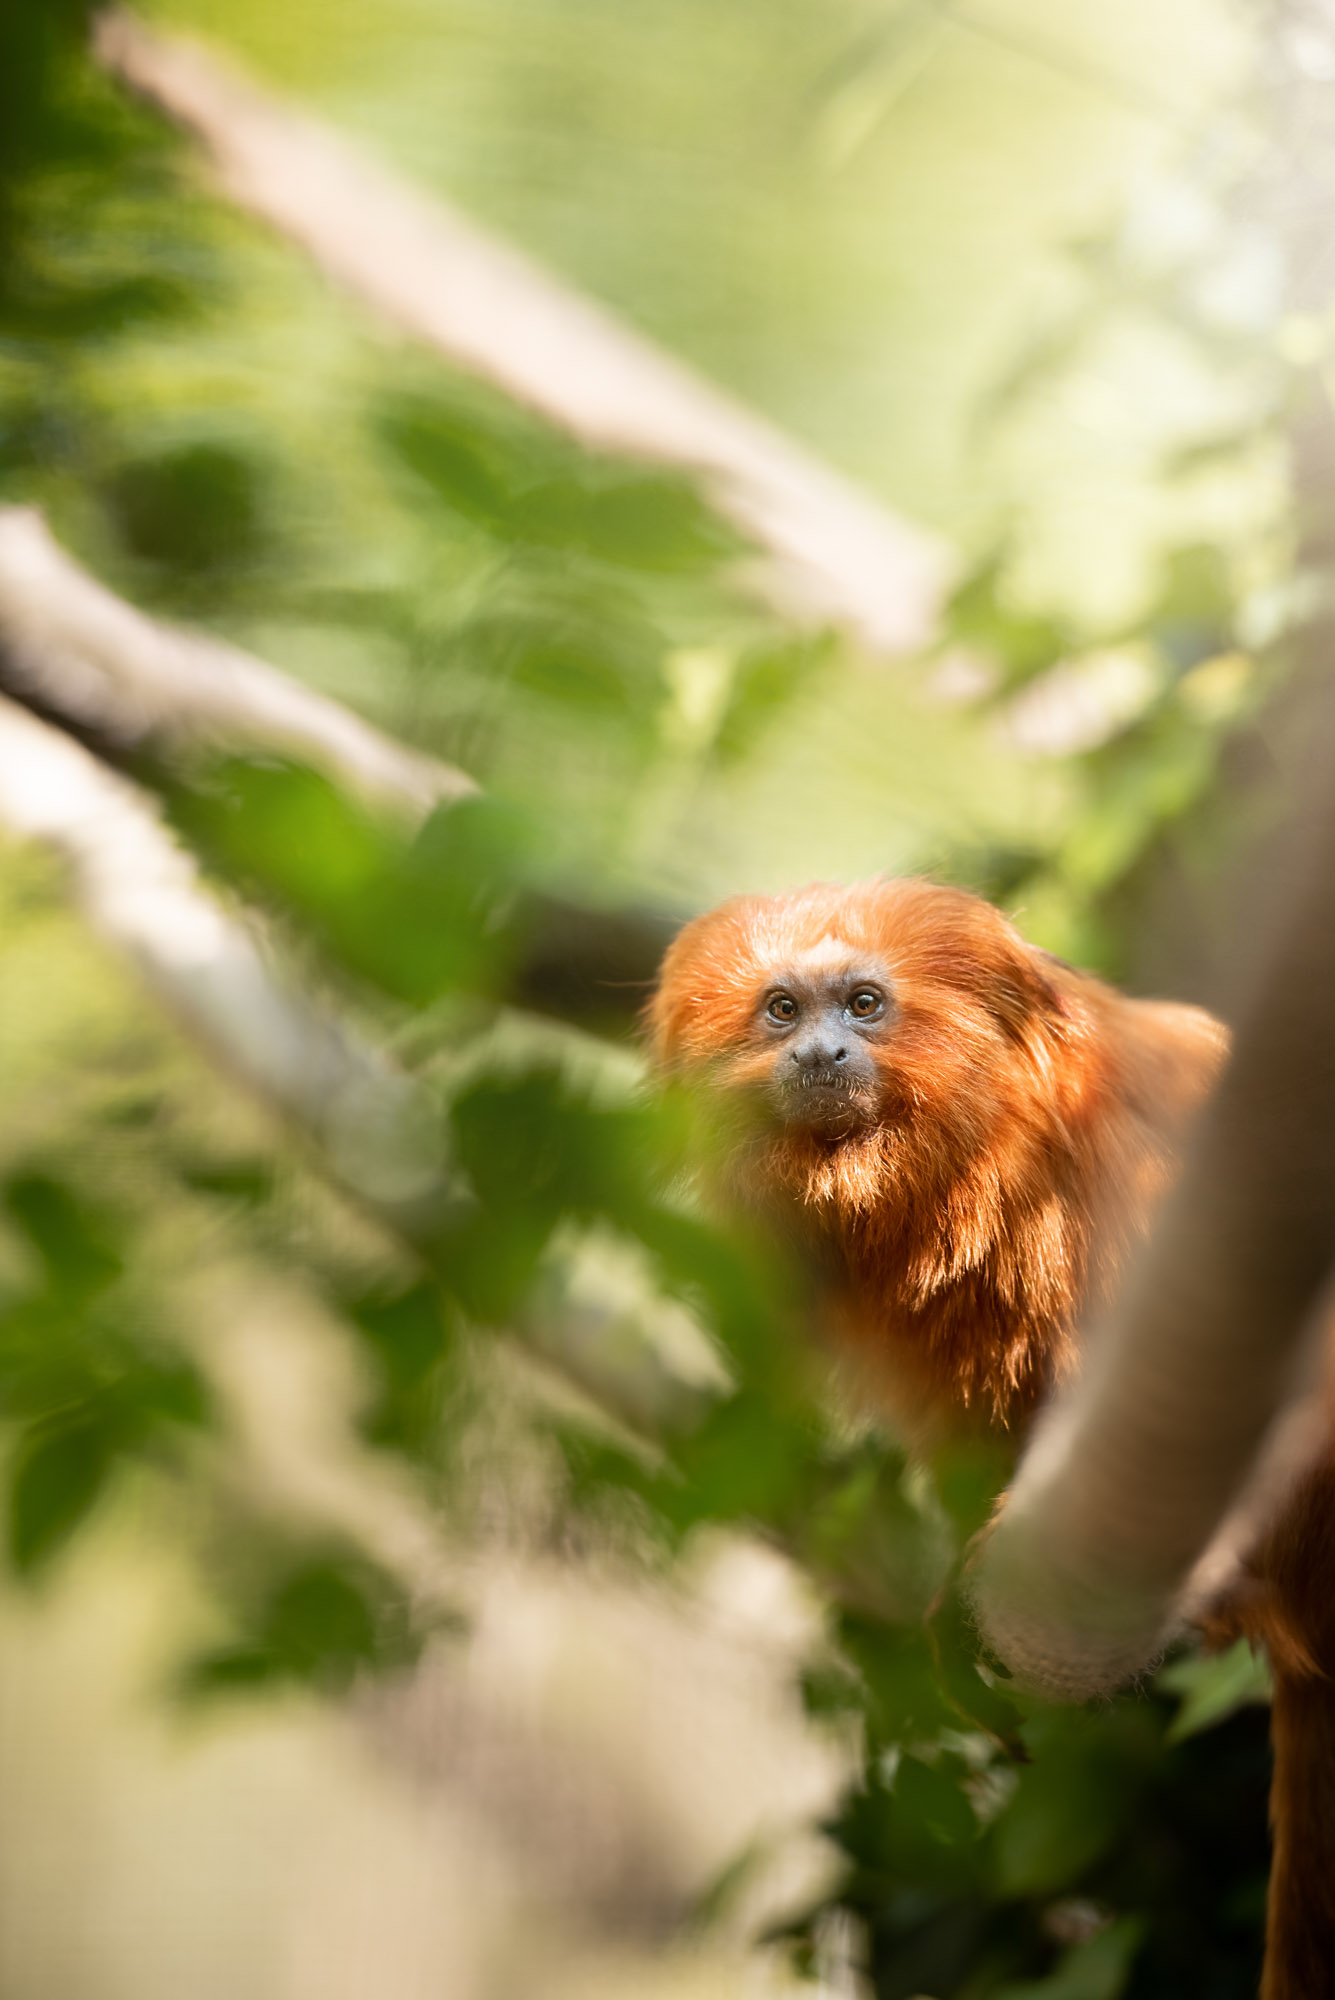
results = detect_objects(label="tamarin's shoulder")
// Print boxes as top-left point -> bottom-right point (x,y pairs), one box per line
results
1035,947 -> 1229,1125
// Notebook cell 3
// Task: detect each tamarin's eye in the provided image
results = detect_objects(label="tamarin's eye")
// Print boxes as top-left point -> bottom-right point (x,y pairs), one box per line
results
766,993 -> 797,1022
849,989 -> 883,1019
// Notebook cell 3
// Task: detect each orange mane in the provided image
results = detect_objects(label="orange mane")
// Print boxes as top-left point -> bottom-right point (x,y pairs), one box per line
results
649,878 -> 1226,1426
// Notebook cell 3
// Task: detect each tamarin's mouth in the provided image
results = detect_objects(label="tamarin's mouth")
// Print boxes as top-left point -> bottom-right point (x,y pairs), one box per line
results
782,1072 -> 873,1134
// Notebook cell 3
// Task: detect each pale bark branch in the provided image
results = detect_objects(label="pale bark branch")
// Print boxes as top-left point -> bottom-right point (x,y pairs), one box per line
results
0,691 -> 444,1211
93,7 -> 946,658
971,699 -> 1335,1697
0,693 -> 705,1438
0,507 -> 678,1023
0,507 -> 471,816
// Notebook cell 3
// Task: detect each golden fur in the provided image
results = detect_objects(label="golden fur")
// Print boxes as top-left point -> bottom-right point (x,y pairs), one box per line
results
649,877 -> 1226,1427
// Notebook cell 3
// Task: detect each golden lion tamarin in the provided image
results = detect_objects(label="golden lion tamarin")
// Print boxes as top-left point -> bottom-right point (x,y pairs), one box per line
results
649,874 -> 1331,2000
648,875 -> 1226,1432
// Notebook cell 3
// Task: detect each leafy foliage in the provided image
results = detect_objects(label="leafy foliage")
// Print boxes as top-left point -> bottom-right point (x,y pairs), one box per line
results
0,3 -> 1312,1995
0,1169 -> 210,1575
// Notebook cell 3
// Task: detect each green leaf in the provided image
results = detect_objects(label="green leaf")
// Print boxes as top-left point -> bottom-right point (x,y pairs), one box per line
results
836,1615 -> 960,1744
185,1552 -> 436,1699
449,1069 -> 658,1234
9,1414 -> 116,1575
379,388 -> 736,575
168,763 -> 531,1003
351,1282 -> 453,1398
988,1709 -> 1156,1898
671,1392 -> 812,1525
896,1750 -> 980,1848
712,635 -> 828,765
349,1282 -> 458,1452
1159,1637 -> 1272,1743
3,1172 -> 122,1299
830,1749 -> 982,1896
104,438 -> 269,578
991,1915 -> 1144,2000
263,1560 -> 382,1676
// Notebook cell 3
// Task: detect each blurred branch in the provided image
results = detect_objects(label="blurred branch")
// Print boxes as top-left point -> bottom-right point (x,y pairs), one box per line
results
506,895 -> 676,1027
0,691 -> 707,1437
0,689 -> 445,1215
972,683 -> 1335,1697
93,7 -> 946,658
0,507 -> 677,1026
0,507 -> 471,816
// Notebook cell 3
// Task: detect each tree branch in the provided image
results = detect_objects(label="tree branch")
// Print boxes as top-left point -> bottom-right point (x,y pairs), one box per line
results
0,507 -> 471,816
0,506 -> 681,1026
93,7 -> 946,658
971,695 -> 1335,1697
0,690 -> 444,1210
0,692 -> 706,1437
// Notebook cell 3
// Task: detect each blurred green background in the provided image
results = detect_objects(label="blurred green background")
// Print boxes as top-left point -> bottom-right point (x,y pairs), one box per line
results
0,0 -> 1313,1994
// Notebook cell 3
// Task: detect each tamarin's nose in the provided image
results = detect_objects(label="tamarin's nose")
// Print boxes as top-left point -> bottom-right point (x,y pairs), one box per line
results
794,1042 -> 848,1069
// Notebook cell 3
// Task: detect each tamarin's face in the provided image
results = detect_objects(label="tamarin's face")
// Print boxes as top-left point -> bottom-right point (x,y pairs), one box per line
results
705,938 -> 894,1139
648,876 -> 1064,1153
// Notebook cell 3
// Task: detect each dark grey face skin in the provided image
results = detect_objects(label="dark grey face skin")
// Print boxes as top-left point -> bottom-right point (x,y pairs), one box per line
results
759,969 -> 893,1137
